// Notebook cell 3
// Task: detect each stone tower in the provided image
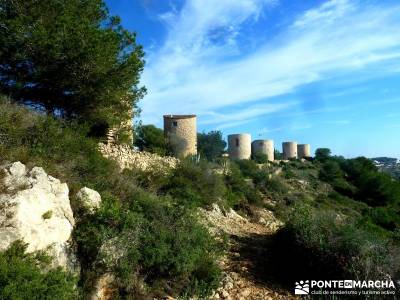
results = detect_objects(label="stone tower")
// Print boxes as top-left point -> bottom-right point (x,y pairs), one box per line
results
251,140 -> 274,162
297,144 -> 311,158
282,141 -> 298,160
228,134 -> 251,160
163,115 -> 197,157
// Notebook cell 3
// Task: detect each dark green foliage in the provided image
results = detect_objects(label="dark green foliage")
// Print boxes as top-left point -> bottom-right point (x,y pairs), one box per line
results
0,98 -> 118,194
0,241 -> 76,300
271,203 -> 399,286
197,131 -> 226,161
318,160 -> 355,195
274,149 -> 282,160
315,148 -> 331,161
341,157 -> 400,207
224,162 -> 262,206
160,159 -> 227,208
134,124 -> 166,155
252,152 -> 268,164
367,207 -> 400,231
75,193 -> 222,298
234,159 -> 259,178
0,0 -> 145,133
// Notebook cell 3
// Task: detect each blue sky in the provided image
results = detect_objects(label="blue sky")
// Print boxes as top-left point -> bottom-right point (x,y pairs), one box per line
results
105,0 -> 400,158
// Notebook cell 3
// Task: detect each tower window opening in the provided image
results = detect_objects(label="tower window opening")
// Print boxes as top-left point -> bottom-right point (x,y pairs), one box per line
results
172,121 -> 178,127
236,138 -> 239,147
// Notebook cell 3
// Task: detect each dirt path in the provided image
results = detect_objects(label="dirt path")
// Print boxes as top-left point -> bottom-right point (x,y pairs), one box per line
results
199,205 -> 298,300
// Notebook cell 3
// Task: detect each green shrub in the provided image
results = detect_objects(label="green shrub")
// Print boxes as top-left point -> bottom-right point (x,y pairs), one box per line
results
134,124 -> 167,156
0,241 -> 76,300
224,162 -> 262,207
74,192 -> 223,298
252,153 -> 268,164
160,159 -> 227,208
197,131 -> 226,162
271,203 -> 398,286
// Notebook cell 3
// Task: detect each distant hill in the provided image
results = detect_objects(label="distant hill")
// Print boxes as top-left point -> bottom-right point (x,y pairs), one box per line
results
371,157 -> 400,179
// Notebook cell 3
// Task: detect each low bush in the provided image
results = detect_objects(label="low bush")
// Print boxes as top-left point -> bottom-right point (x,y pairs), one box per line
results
271,203 -> 398,287
74,192 -> 223,298
159,159 -> 227,208
224,162 -> 262,207
0,241 -> 77,300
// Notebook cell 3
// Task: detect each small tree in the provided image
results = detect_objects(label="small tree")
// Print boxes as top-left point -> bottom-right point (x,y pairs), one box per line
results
315,148 -> 331,161
0,0 -> 146,135
197,131 -> 226,161
274,149 -> 283,160
135,124 -> 166,155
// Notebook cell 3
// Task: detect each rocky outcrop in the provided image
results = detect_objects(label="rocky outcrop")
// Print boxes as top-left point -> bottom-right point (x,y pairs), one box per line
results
0,162 -> 77,271
99,143 -> 178,172
77,187 -> 101,213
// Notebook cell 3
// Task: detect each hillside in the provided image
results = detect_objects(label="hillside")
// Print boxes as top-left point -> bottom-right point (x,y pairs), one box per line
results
1,98 -> 400,299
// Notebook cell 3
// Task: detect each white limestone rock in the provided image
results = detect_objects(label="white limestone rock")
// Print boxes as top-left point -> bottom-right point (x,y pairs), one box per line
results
77,187 -> 101,213
0,162 -> 77,271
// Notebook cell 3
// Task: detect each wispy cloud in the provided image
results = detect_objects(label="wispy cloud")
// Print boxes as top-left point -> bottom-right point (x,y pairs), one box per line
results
140,0 -> 400,128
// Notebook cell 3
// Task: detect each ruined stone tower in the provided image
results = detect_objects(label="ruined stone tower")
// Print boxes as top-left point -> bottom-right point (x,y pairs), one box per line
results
297,144 -> 311,158
163,115 -> 197,157
251,140 -> 274,162
228,134 -> 251,160
282,141 -> 298,160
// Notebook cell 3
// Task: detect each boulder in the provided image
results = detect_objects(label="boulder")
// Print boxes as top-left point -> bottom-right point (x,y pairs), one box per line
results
0,162 -> 77,271
76,187 -> 101,213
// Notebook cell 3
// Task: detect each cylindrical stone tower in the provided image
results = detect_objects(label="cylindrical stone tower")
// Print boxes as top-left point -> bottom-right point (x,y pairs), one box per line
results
297,144 -> 311,158
282,141 -> 298,160
228,134 -> 251,160
251,140 -> 274,162
164,115 -> 197,157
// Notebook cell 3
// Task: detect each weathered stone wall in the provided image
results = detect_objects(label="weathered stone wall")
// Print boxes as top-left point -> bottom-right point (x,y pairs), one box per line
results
99,143 -> 178,172
297,144 -> 311,158
164,115 -> 197,158
228,134 -> 251,160
251,140 -> 274,161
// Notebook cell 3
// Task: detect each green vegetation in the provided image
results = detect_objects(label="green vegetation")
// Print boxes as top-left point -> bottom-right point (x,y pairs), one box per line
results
262,149 -> 400,287
1,0 -> 399,296
134,124 -> 166,155
0,0 -> 145,136
197,131 -> 226,161
0,241 -> 76,300
0,97 -> 223,298
252,152 -> 269,164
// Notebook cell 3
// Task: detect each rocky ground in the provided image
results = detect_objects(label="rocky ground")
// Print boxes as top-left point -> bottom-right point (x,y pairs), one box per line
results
199,204 -> 298,300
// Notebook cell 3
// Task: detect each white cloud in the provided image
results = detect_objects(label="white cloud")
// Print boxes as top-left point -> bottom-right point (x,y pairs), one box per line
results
140,0 -> 400,128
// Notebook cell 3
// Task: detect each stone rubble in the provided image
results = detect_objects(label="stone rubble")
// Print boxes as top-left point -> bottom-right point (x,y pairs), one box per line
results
99,142 -> 178,173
